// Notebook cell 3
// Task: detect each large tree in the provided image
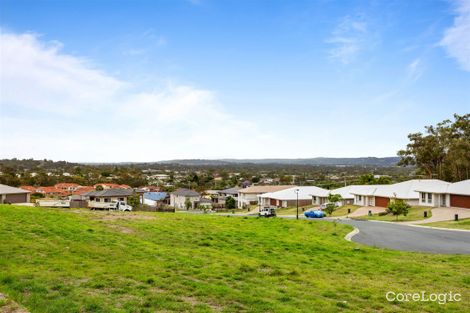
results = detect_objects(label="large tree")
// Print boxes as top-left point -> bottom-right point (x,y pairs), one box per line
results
398,114 -> 470,181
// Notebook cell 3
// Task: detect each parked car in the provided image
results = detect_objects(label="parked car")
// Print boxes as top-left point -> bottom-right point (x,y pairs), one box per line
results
259,207 -> 276,217
89,200 -> 132,211
304,210 -> 325,218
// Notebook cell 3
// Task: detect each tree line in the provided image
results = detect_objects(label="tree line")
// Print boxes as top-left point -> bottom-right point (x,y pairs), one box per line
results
398,113 -> 470,182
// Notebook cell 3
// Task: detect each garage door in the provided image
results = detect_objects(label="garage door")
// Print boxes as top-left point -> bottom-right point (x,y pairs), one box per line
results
450,195 -> 470,209
5,193 -> 28,203
375,196 -> 390,208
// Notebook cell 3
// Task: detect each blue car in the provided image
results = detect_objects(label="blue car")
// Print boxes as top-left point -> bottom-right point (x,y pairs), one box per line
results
304,210 -> 326,218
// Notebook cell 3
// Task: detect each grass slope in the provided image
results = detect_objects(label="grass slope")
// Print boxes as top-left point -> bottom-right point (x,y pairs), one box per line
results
0,205 -> 469,313
426,218 -> 470,230
358,206 -> 432,222
331,205 -> 361,217
275,205 -> 313,216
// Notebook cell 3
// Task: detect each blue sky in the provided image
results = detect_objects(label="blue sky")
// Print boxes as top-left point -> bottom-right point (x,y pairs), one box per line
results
0,0 -> 469,162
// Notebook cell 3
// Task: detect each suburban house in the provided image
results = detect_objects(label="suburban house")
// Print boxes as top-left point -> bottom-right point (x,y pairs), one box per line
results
143,192 -> 169,206
216,186 -> 241,205
19,186 -> 38,193
0,184 -> 31,204
327,185 -> 356,206
259,186 -> 329,208
54,183 -> 81,192
36,186 -> 68,198
237,185 -> 293,208
350,179 -> 448,208
170,188 -> 201,210
415,179 -> 470,209
93,183 -> 132,190
82,188 -> 133,204
195,198 -> 213,209
72,186 -> 95,195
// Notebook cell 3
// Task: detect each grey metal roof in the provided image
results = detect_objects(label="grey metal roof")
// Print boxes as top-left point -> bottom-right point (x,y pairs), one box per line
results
171,188 -> 200,197
219,187 -> 241,195
0,184 -> 31,194
82,189 -> 133,197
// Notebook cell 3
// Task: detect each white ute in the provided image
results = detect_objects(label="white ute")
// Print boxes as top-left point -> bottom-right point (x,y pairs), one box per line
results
258,207 -> 276,217
89,200 -> 132,211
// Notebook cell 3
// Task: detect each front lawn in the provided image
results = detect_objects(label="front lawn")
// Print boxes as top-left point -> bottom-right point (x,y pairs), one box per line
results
331,205 -> 361,217
0,205 -> 469,312
425,218 -> 470,230
358,206 -> 432,222
275,205 -> 313,216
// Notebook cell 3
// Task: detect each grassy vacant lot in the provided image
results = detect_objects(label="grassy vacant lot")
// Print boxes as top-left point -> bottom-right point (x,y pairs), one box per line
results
358,206 -> 432,222
331,205 -> 361,217
0,205 -> 469,313
426,218 -> 470,230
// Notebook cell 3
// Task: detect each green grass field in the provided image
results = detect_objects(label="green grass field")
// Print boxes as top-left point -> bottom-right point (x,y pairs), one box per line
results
425,218 -> 470,230
331,205 -> 361,217
358,206 -> 432,222
0,205 -> 469,312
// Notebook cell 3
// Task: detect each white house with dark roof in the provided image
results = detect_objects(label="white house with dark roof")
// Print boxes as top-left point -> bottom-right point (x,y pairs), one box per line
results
170,188 -> 201,210
82,188 -> 134,204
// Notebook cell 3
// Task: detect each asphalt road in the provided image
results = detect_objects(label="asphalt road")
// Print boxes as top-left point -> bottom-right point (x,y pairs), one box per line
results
339,219 -> 470,254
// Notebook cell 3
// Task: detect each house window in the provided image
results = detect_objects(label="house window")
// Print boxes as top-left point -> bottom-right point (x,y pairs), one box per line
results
421,193 -> 426,203
312,196 -> 317,202
119,198 -> 124,201
427,193 -> 432,204
104,198 -> 110,202
358,195 -> 362,201
95,198 -> 100,202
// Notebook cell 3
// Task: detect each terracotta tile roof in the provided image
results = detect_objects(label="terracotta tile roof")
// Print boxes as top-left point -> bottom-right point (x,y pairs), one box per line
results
94,183 -> 132,189
54,183 -> 80,189
19,186 -> 38,192
72,186 -> 95,195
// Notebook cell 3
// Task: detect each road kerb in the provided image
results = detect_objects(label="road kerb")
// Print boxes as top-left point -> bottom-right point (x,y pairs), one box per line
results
344,227 -> 360,241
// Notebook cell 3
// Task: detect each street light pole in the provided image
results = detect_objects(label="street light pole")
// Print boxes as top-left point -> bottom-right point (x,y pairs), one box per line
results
295,189 -> 300,220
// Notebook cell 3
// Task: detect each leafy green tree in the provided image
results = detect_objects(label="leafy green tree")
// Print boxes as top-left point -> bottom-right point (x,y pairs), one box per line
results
225,196 -> 236,210
359,174 -> 376,185
387,200 -> 410,221
376,176 -> 392,184
184,197 -> 192,210
127,193 -> 141,208
324,193 -> 342,216
398,114 -> 470,181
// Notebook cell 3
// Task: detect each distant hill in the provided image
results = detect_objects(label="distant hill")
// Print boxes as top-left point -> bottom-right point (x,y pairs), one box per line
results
158,157 -> 401,167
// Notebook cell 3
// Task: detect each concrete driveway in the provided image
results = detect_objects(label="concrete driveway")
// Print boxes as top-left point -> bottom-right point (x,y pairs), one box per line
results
405,207 -> 470,225
341,219 -> 470,254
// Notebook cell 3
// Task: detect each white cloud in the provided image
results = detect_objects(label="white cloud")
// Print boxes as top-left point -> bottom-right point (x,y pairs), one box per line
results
440,0 -> 470,71
0,31 -> 281,162
407,58 -> 424,81
327,15 -> 368,64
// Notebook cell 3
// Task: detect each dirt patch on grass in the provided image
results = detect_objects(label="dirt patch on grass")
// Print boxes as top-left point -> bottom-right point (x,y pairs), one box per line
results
96,212 -> 156,221
0,293 -> 29,313
106,224 -> 135,234
180,296 -> 223,312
